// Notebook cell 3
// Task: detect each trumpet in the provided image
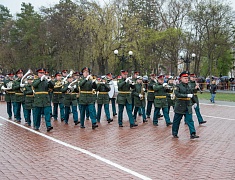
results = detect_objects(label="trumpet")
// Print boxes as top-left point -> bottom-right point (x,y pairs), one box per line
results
62,70 -> 75,84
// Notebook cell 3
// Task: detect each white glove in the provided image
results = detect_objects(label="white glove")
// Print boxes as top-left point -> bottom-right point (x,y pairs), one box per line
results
125,77 -> 131,83
143,88 -> 146,91
92,79 -> 96,83
68,85 -> 72,89
131,82 -> 135,85
163,83 -> 168,87
41,75 -> 46,81
73,85 -> 77,89
1,86 -> 6,90
170,94 -> 174,99
193,103 -> 197,108
100,82 -> 105,84
47,78 -> 51,82
139,94 -> 143,98
86,75 -> 91,80
187,94 -> 193,98
20,84 -> 25,88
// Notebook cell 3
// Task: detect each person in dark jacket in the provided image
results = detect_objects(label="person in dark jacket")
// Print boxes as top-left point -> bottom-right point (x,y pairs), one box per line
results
210,80 -> 217,103
96,76 -> 113,123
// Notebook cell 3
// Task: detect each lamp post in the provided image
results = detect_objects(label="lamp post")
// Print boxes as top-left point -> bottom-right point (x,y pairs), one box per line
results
179,52 -> 196,71
114,49 -> 133,70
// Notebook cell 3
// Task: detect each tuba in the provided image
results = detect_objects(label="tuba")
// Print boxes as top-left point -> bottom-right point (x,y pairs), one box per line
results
20,69 -> 34,92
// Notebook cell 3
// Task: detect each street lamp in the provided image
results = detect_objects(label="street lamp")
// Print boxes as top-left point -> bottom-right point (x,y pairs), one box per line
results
114,49 -> 133,69
179,52 -> 196,71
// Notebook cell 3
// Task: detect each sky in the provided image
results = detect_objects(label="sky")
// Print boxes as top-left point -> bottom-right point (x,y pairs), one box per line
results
0,0 -> 109,15
1,0 -> 235,15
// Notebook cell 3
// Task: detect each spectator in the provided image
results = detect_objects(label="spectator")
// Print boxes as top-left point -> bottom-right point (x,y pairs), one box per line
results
209,80 -> 217,103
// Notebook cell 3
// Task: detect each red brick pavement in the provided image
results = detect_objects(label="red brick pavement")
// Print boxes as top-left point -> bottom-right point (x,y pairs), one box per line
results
0,101 -> 235,179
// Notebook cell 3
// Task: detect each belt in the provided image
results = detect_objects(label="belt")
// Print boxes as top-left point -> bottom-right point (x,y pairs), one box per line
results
177,98 -> 191,100
15,93 -> 24,96
35,92 -> 48,95
155,96 -> 166,98
80,91 -> 93,94
148,90 -> 154,93
65,93 -> 77,94
26,95 -> 34,97
99,92 -> 108,94
53,92 -> 62,94
119,91 -> 131,94
7,91 -> 15,94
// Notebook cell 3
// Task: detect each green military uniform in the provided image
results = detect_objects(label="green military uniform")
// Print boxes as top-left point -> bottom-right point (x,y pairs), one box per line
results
2,75 -> 16,119
12,72 -> 27,122
51,77 -> 65,121
23,78 -> 34,126
132,77 -> 147,122
172,71 -> 199,139
153,77 -> 172,126
146,77 -> 156,118
188,76 -> 206,124
61,79 -> 79,125
96,78 -> 113,123
32,68 -> 54,131
117,70 -> 136,128
78,67 -> 98,129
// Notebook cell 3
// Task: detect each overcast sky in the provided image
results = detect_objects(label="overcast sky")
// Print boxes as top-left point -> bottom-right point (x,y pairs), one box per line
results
1,0 -> 235,15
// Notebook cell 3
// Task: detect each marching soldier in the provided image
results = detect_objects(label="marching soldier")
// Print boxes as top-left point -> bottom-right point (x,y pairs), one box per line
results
61,74 -> 79,125
172,71 -> 199,139
51,72 -> 65,122
96,76 -> 113,123
12,69 -> 27,123
106,72 -> 117,117
1,72 -> 15,119
188,73 -> 207,124
78,67 -> 98,129
146,73 -> 157,118
32,68 -> 54,131
132,76 -> 147,123
23,75 -> 34,126
166,76 -> 176,114
152,75 -> 173,126
117,70 -> 138,128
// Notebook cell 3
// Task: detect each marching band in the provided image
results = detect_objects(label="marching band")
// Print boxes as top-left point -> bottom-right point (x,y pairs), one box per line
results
0,67 -> 204,139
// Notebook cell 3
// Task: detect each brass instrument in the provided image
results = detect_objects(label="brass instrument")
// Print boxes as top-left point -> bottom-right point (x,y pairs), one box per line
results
62,70 -> 75,84
171,87 -> 177,100
67,79 -> 79,94
54,80 -> 63,88
20,69 -> 34,92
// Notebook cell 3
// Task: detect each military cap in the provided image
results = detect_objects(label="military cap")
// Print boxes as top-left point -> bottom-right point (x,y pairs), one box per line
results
7,72 -> 14,76
27,75 -> 34,80
190,73 -> 196,77
101,75 -> 107,80
158,75 -> 164,79
106,72 -> 112,76
81,67 -> 91,73
150,73 -> 156,77
73,72 -> 79,76
16,69 -> 24,74
62,70 -> 67,73
120,70 -> 128,75
168,76 -> 174,80
179,71 -> 190,78
134,71 -> 140,75
36,68 -> 46,73
55,72 -> 62,77
137,76 -> 142,80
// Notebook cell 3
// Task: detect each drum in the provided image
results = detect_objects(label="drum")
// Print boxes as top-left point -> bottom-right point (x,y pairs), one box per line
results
113,80 -> 118,98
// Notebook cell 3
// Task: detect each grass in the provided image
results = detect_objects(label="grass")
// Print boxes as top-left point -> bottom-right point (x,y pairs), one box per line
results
197,92 -> 235,102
